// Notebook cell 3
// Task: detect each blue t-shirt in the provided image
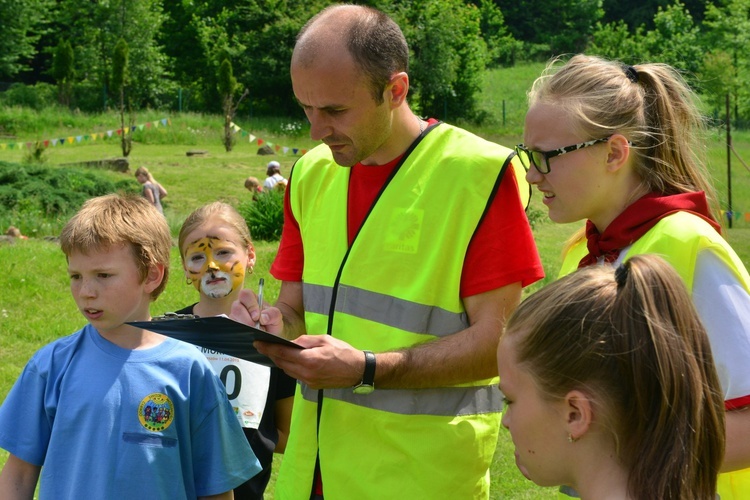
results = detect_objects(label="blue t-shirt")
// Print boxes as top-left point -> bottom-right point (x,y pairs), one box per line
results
0,324 -> 261,498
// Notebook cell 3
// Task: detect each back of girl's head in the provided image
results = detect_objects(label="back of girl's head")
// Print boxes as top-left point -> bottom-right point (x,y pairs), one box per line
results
134,166 -> 154,181
178,202 -> 251,257
528,54 -> 719,221
504,254 -> 724,499
60,194 -> 172,299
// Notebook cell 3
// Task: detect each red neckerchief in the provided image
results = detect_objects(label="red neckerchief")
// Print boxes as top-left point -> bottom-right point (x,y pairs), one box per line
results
578,191 -> 721,268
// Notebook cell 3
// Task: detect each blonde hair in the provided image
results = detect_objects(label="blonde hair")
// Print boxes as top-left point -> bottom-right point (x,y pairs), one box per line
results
178,202 -> 252,258
60,194 -> 172,299
244,176 -> 261,191
504,254 -> 724,499
529,54 -> 720,222
134,166 -> 156,182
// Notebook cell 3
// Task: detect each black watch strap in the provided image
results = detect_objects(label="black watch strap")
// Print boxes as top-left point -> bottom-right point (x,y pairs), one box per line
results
353,350 -> 376,394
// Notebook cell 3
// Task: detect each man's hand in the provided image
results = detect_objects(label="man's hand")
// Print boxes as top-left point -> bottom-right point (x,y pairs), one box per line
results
254,335 -> 364,389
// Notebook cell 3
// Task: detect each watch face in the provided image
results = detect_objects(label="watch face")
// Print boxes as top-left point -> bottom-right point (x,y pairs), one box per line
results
353,384 -> 374,395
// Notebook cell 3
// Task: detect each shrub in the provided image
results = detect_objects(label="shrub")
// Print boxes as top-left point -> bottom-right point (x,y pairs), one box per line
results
0,161 -> 139,236
0,83 -> 57,110
237,189 -> 284,241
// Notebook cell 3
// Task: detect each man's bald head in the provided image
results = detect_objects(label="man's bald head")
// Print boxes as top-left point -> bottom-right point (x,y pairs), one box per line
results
293,4 -> 409,104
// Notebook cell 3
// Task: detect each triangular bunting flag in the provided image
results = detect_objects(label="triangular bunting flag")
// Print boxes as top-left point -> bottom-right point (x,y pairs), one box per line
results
257,139 -> 264,145
161,119 -> 167,126
67,137 -> 75,144
75,136 -> 83,143
275,144 -> 281,152
44,140 -> 50,148
249,134 -> 256,142
293,148 -> 299,154
283,147 -> 289,154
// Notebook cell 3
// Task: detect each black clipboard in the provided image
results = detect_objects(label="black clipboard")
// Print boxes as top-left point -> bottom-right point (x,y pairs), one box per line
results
127,315 -> 302,367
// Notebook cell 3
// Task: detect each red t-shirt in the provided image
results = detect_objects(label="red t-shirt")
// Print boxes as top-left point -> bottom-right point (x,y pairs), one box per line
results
270,126 -> 543,297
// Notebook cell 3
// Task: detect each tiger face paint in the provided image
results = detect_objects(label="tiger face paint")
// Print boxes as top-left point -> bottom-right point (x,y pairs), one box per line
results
184,236 -> 246,298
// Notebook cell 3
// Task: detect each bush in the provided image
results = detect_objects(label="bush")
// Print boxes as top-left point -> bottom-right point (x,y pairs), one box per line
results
237,189 -> 284,241
0,161 -> 139,237
0,83 -> 57,110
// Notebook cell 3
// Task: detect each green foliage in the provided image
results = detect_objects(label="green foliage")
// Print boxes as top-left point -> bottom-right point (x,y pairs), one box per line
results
111,39 -> 129,97
218,58 -> 236,99
0,0 -> 53,79
22,142 -> 49,165
700,0 -> 750,124
642,1 -> 702,77
398,0 -> 488,120
547,0 -> 604,55
237,189 -> 285,242
0,161 -> 139,237
55,0 -> 170,110
0,83 -> 58,111
473,0 -> 522,67
53,39 -> 75,107
497,0 -> 604,59
589,20 -> 646,64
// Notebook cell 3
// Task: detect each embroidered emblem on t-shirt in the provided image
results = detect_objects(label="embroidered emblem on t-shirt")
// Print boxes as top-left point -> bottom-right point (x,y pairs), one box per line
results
138,393 -> 175,432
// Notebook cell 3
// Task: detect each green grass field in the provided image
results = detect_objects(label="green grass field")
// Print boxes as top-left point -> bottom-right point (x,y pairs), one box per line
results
1,62 -> 749,498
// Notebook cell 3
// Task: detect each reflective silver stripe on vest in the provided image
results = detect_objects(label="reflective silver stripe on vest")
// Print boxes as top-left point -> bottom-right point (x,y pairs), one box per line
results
300,383 -> 503,416
303,283 -> 469,337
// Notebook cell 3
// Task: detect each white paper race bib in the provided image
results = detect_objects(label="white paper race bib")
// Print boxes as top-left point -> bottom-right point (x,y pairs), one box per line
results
198,346 -> 271,428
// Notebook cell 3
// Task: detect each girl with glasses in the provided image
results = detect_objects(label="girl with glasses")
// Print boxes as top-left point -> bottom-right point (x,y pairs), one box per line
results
520,54 -> 750,499
499,254 -> 725,500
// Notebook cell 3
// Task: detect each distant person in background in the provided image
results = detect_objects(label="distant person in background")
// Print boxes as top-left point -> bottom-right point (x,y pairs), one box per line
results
263,161 -> 286,190
244,176 -> 263,201
135,166 -> 168,214
499,254 -> 724,500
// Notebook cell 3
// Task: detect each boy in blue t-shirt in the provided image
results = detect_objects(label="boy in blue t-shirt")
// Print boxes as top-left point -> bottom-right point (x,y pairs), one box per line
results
0,194 -> 260,498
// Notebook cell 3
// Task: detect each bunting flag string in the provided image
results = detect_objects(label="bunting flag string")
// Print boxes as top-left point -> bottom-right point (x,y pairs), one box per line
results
230,121 -> 309,157
0,118 -> 171,151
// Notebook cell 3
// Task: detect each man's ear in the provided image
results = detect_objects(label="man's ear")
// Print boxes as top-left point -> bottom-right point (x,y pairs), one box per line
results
564,389 -> 594,441
144,263 -> 166,294
386,72 -> 409,108
605,133 -> 631,173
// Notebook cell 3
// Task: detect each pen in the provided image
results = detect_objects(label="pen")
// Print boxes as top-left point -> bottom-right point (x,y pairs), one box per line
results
255,278 -> 265,328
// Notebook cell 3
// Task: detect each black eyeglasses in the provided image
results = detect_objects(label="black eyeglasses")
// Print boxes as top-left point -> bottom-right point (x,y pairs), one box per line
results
515,137 -> 612,174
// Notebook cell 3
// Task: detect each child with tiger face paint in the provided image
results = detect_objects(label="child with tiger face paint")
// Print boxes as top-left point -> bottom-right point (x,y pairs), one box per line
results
179,203 -> 256,308
175,202 -> 296,499
185,235 -> 248,299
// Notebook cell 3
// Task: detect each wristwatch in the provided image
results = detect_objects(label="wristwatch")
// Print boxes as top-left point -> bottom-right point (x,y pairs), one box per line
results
353,350 -> 376,395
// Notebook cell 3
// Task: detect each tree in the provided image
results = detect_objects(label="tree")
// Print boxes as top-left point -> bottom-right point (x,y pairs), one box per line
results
601,0 -> 709,30
52,39 -> 75,107
218,57 -> 248,152
472,0 -> 521,66
54,0 -> 169,111
589,20 -> 647,63
0,0 -> 52,79
111,38 -> 132,157
641,1 -> 702,78
390,0 -> 488,120
701,0 -> 750,123
496,0 -> 603,59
